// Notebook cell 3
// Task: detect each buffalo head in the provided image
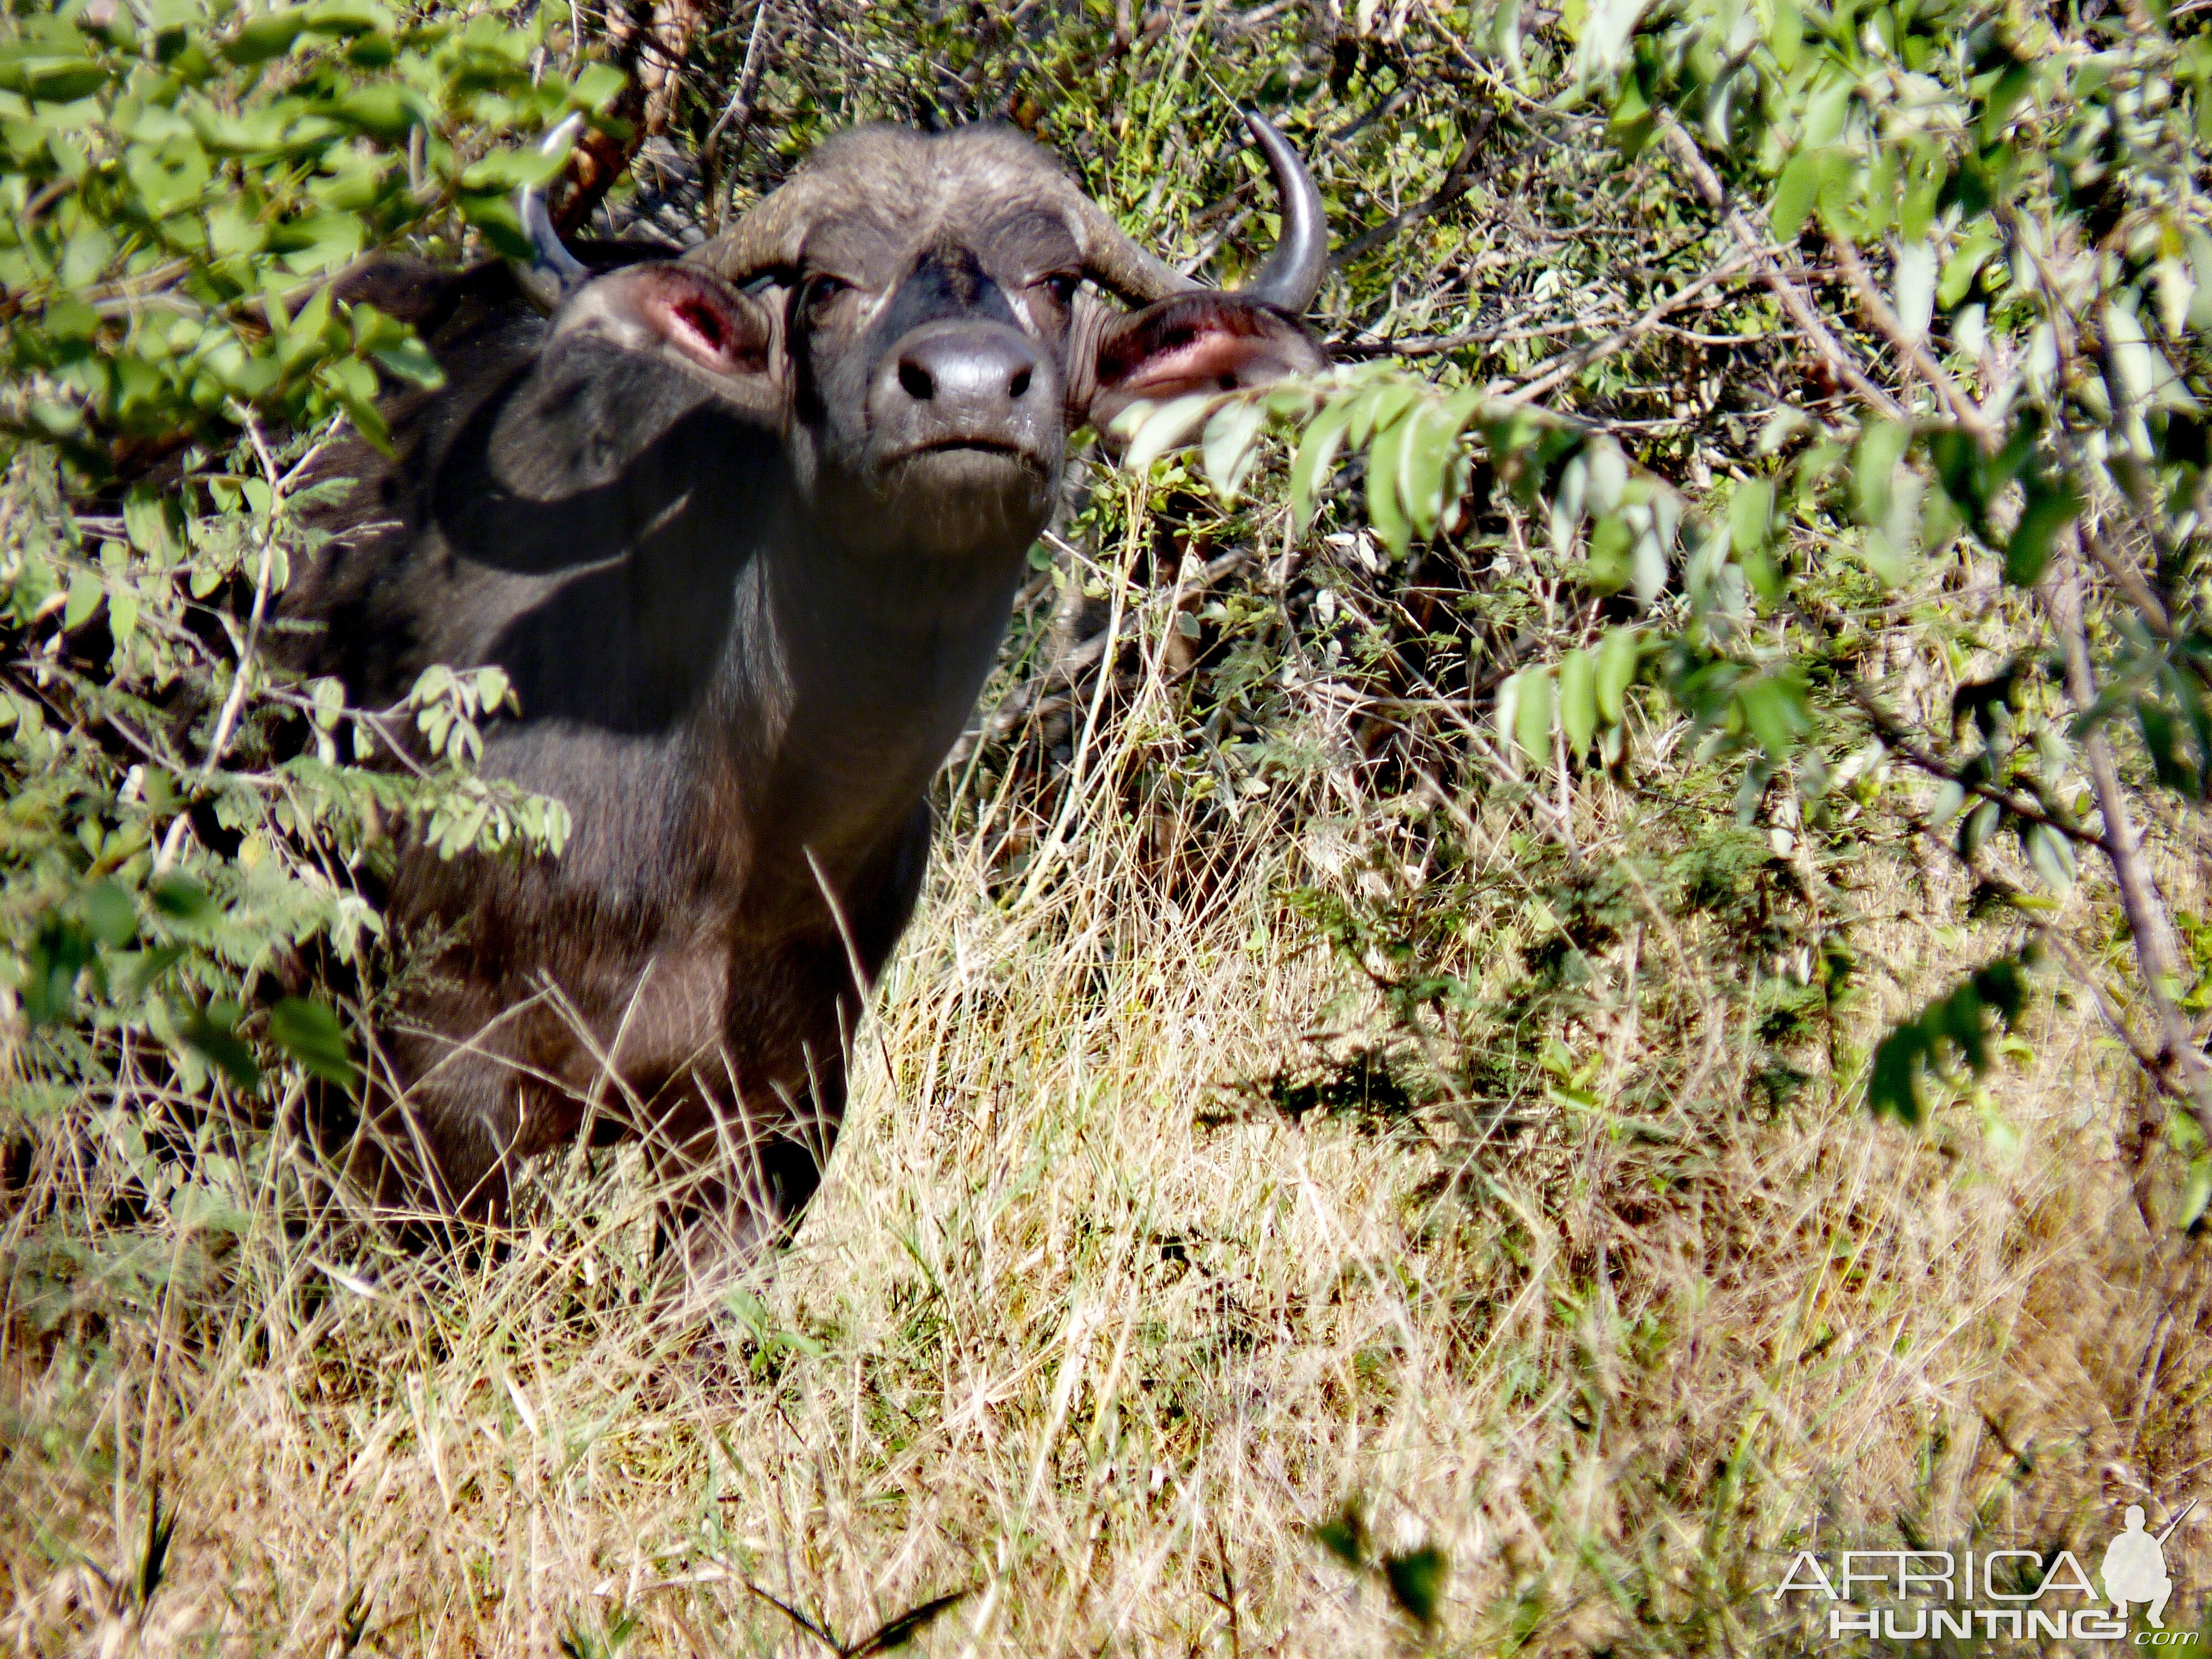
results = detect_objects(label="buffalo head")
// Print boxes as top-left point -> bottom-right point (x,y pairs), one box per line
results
514,114 -> 1327,559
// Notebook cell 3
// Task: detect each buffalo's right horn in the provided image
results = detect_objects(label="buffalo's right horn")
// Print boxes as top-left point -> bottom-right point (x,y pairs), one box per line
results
513,114 -> 593,312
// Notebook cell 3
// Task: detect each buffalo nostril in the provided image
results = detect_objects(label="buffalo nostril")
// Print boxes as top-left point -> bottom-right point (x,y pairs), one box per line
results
898,360 -> 935,400
1008,366 -> 1031,400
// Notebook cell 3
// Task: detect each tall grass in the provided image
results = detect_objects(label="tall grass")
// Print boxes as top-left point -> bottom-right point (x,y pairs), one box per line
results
5,630 -> 2205,1653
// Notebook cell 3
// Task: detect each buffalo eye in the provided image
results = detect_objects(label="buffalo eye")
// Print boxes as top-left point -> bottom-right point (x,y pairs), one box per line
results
798,272 -> 850,325
1034,272 -> 1079,310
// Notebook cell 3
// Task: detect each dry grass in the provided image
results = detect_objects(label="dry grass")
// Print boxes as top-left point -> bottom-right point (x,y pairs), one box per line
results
5,730 -> 2210,1657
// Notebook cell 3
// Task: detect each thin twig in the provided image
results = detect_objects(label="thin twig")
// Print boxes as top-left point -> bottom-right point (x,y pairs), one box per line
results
157,416 -> 326,873
1496,246 -> 1762,405
2080,515 -> 2175,640
702,0 -> 773,237
1658,117 -> 1912,424
1843,674 -> 2104,847
1828,236 -> 1995,442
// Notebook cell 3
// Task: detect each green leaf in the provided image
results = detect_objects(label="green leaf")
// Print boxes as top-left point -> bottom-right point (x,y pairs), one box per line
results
461,142 -> 575,192
1632,525 -> 1668,606
1584,513 -> 1632,594
336,84 -> 426,143
1123,394 -> 1214,474
1980,61 -> 2036,145
1959,796 -> 2001,858
123,486 -> 175,561
1595,626 -> 1640,724
1367,408 -> 1416,557
182,1002 -> 260,1089
1737,672 -> 1809,758
1852,420 -> 1910,528
2025,821 -> 2075,891
1868,1025 -> 1930,1123
267,997 -> 358,1086
1771,145 -> 1824,242
1559,647 -> 1597,758
24,61 -> 109,102
2180,1159 -> 2211,1230
366,331 -> 443,389
572,63 -> 625,112
1310,1507 -> 1368,1568
1870,953 -> 2038,1123
83,880 -> 135,948
1940,229 -> 2000,309
1201,398 -> 1267,502
63,570 -> 104,630
1515,665 -> 1555,768
2004,480 -> 2078,587
1894,240 -> 1936,345
150,878 -> 222,927
1726,477 -> 1773,559
1397,402 -> 1454,538
1583,436 -> 1626,516
1383,1547 -> 1447,1627
1290,398 -> 1355,532
224,11 -> 314,64
1349,382 -> 1417,450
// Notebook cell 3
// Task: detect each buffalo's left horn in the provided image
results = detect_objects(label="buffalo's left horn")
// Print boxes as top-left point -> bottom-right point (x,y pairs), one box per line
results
1071,111 -> 1328,314
1232,112 -> 1328,313
513,114 -> 592,311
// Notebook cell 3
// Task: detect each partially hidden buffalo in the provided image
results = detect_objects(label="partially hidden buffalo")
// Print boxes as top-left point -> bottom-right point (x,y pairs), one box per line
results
292,113 -> 1327,1257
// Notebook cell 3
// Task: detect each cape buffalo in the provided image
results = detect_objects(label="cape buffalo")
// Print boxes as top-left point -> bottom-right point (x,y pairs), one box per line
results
292,113 -> 1327,1258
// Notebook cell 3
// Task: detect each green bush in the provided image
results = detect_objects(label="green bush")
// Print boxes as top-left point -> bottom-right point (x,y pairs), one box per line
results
0,0 -> 597,1159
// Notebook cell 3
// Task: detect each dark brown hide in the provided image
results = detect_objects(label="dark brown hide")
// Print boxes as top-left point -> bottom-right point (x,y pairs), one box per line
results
290,121 -> 1324,1258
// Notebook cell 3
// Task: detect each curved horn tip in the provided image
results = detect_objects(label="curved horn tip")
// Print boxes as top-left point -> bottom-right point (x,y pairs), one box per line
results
513,113 -> 592,311
1235,108 -> 1329,316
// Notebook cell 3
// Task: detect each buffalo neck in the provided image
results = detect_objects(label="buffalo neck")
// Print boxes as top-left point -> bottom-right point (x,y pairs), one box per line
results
703,511 -> 1031,897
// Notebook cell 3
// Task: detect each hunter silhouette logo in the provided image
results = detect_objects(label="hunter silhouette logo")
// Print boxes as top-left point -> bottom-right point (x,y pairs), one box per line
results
1773,1495 -> 2200,1644
2105,1501 -> 2194,1630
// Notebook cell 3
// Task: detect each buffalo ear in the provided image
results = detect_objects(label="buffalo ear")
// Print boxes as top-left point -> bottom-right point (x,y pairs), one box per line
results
552,263 -> 779,390
1086,291 -> 1323,437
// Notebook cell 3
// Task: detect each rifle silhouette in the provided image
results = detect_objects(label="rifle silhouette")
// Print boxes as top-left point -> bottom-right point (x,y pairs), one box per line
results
2156,1498 -> 2198,1548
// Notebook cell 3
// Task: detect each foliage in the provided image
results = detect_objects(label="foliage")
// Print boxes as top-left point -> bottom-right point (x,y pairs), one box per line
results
1100,0 -> 2212,1204
1866,945 -> 2033,1124
4,0 -> 2212,1650
0,0 -> 587,1154
1,0 -> 622,458
1311,1501 -> 1448,1629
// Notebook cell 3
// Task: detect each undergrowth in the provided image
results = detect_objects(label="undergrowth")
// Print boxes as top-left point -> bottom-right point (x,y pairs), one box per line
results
5,0 -> 2212,1651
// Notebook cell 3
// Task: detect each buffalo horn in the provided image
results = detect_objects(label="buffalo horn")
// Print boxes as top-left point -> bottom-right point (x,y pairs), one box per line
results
1072,111 -> 1327,314
513,114 -> 593,311
1231,112 -> 1328,312
684,168 -> 839,285
690,111 -> 1328,316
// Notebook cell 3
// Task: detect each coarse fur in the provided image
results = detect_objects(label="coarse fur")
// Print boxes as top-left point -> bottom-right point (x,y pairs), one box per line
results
286,121 -> 1325,1254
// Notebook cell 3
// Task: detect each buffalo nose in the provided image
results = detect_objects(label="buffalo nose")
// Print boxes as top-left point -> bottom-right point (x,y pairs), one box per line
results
890,325 -> 1038,411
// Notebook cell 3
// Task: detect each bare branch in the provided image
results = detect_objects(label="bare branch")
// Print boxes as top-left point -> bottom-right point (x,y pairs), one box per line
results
2048,530 -> 2212,1140
1827,236 -> 1995,442
1658,117 -> 1912,424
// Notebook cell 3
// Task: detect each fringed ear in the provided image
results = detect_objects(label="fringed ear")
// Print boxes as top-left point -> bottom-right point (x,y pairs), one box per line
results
1086,291 -> 1323,437
552,263 -> 780,394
